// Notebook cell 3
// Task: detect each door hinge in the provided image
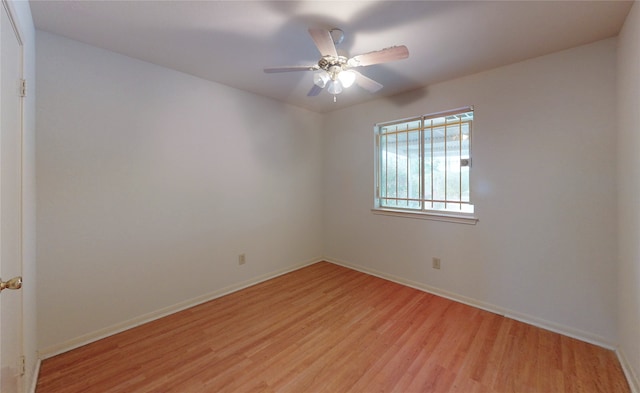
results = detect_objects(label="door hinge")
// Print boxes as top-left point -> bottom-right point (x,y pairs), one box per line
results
19,355 -> 25,376
19,79 -> 26,97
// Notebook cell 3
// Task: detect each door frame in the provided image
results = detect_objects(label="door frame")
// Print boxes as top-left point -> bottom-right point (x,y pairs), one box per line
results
0,0 -> 25,391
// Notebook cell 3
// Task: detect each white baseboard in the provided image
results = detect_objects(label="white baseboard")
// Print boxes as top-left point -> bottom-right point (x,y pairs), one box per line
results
28,358 -> 41,393
39,257 -> 322,359
325,257 -> 615,350
618,348 -> 640,393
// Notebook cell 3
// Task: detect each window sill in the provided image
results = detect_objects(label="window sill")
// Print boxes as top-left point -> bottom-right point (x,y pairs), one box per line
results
371,208 -> 478,225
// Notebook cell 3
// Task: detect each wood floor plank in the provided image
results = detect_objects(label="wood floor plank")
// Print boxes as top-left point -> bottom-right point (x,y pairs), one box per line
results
36,262 -> 631,393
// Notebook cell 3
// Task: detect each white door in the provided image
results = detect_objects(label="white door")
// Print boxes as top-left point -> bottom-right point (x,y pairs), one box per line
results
0,1 -> 24,392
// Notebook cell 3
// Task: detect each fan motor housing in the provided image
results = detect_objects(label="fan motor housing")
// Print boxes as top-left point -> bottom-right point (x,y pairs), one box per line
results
318,55 -> 348,72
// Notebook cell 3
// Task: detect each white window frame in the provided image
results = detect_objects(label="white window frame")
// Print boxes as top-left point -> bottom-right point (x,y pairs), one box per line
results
372,106 -> 478,225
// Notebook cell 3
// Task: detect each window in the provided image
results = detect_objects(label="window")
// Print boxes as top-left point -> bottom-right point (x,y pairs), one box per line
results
374,106 -> 476,223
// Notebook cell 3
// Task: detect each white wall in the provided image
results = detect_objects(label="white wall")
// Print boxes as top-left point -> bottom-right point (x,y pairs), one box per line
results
323,39 -> 619,345
6,0 -> 38,389
36,31 -> 324,352
617,2 -> 640,390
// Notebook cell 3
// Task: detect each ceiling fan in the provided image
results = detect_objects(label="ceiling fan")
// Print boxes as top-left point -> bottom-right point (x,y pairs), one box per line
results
264,28 -> 409,101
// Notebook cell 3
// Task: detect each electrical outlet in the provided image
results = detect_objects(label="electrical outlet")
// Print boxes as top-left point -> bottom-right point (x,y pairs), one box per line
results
238,253 -> 246,265
432,257 -> 441,270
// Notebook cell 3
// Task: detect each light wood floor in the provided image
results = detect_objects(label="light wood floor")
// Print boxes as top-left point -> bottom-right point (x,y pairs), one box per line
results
37,262 -> 630,392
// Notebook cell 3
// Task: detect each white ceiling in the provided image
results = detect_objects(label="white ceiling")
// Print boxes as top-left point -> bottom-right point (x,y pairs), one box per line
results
30,1 -> 633,113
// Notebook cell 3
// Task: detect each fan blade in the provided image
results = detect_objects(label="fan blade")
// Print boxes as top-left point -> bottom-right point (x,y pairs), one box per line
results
264,65 -> 317,73
352,70 -> 383,93
308,28 -> 338,57
348,45 -> 409,67
307,84 -> 323,97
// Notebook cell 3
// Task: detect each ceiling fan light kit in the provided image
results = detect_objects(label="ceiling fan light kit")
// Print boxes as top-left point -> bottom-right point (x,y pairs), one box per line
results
338,70 -> 356,88
313,71 -> 330,88
327,80 -> 343,95
264,28 -> 409,102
